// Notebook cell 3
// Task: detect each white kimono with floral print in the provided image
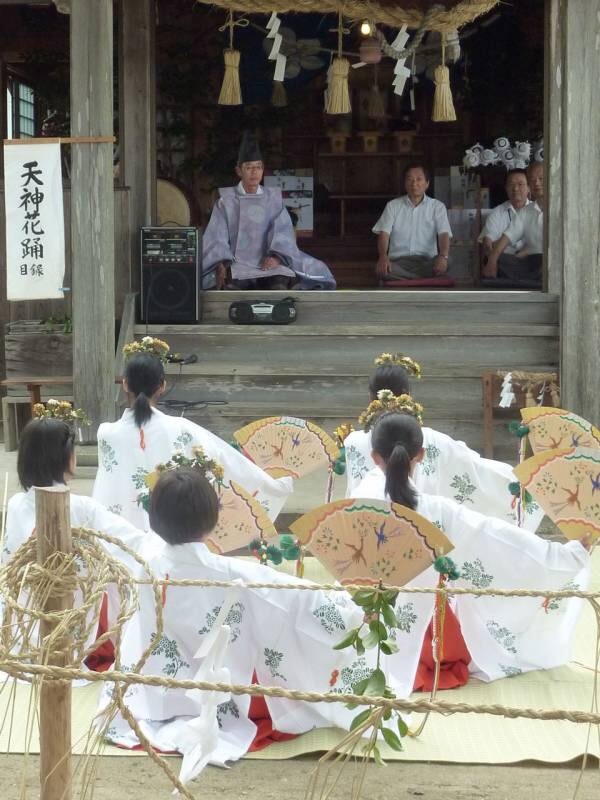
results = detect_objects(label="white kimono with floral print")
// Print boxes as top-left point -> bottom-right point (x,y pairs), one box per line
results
98,541 -> 426,768
93,408 -> 293,530
344,427 -> 544,531
1,489 -> 154,661
2,489 -> 147,566
353,469 -> 589,683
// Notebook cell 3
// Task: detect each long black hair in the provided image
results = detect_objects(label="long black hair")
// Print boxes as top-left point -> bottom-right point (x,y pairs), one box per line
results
370,412 -> 423,509
124,353 -> 165,428
17,417 -> 76,490
368,365 -> 411,400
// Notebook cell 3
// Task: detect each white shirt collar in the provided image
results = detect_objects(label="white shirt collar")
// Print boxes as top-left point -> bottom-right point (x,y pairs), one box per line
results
237,181 -> 263,196
507,198 -> 530,213
402,194 -> 431,208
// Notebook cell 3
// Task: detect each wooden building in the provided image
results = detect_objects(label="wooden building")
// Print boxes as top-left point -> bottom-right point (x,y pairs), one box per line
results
0,0 -> 597,459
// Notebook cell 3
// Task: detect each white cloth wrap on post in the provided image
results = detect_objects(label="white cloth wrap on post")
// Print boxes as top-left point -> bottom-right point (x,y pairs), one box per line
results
4,142 -> 66,300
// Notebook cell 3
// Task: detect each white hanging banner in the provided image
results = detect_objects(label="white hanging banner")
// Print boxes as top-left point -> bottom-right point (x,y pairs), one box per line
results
4,142 -> 66,301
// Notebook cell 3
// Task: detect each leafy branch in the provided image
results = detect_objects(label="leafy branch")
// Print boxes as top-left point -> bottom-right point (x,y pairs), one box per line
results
333,585 -> 407,762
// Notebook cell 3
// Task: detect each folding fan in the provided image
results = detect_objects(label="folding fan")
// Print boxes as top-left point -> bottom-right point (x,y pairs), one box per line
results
521,407 -> 600,455
514,447 -> 600,540
289,498 -> 453,586
206,480 -> 278,554
233,416 -> 339,479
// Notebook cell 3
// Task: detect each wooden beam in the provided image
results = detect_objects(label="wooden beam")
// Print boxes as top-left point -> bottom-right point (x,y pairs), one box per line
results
545,0 -> 600,423
70,0 -> 115,440
544,0 -> 565,297
36,485 -> 72,800
119,0 -> 156,293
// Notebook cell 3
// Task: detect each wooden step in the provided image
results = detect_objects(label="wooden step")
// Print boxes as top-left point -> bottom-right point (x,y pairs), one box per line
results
133,290 -> 559,456
143,290 -> 560,327
137,327 -> 558,379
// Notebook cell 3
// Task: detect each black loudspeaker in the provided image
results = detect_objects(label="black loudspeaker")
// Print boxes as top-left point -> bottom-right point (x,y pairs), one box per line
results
140,227 -> 200,323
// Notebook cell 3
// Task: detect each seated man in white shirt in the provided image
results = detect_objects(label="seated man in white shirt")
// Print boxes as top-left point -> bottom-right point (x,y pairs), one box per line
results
373,164 -> 452,281
479,168 -> 529,267
483,162 -> 543,287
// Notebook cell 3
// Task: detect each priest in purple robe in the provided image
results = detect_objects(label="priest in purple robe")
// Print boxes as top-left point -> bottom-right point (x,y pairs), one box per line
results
202,133 -> 336,290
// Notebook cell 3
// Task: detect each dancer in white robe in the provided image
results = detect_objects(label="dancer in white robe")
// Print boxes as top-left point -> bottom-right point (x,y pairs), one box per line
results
99,469 -> 418,771
3,418 -> 148,566
1,418 -> 157,673
353,412 -> 590,685
344,356 -> 543,530
92,353 -> 293,530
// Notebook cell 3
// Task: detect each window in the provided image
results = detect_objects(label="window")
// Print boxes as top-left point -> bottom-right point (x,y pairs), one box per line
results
7,75 -> 36,138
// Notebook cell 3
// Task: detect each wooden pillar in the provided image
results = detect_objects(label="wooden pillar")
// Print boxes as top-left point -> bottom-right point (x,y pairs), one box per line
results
543,0 -> 564,297
36,485 -> 72,800
70,0 -> 115,439
119,0 -> 156,293
544,0 -> 600,423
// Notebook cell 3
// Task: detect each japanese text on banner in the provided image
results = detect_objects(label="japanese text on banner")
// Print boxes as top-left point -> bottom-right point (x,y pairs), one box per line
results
4,142 -> 66,301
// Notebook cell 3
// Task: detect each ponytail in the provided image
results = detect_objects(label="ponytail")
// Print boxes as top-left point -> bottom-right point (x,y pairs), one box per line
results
371,411 -> 423,510
133,391 -> 153,428
384,443 -> 418,509
124,353 -> 165,429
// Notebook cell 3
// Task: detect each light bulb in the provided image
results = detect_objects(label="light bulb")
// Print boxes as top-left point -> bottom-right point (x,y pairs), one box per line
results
360,20 -> 372,36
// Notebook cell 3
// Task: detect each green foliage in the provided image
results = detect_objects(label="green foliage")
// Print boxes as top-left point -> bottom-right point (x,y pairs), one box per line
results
507,481 -> 534,508
332,448 -> 347,476
508,420 -> 529,438
433,555 -> 461,582
248,533 -> 302,566
334,584 -> 408,762
41,314 -> 72,334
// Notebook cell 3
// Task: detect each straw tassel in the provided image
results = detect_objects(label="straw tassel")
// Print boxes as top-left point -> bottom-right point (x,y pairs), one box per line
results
217,11 -> 247,107
271,80 -> 287,107
325,13 -> 351,115
325,57 -> 351,114
432,40 -> 456,122
368,67 -> 386,119
218,48 -> 242,106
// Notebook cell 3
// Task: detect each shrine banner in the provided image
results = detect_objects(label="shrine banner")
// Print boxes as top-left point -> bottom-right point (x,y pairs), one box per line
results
4,142 -> 66,300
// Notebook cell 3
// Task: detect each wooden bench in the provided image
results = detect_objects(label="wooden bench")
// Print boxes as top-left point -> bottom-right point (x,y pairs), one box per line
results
1,376 -> 73,451
482,371 -> 559,459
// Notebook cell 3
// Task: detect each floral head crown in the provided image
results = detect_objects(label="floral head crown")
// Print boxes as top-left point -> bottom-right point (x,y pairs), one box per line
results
33,399 -> 91,427
137,446 -> 225,512
358,390 -> 424,431
123,336 -> 170,363
374,352 -> 422,379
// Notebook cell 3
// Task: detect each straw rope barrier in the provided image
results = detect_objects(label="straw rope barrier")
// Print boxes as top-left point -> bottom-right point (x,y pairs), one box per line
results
196,0 -> 501,33
145,577 -> 600,601
1,523 -> 599,799
1,659 -> 599,726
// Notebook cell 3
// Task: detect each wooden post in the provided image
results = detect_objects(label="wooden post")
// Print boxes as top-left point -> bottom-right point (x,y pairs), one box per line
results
544,0 -> 565,296
70,0 -> 115,441
545,0 -> 600,423
119,0 -> 156,293
36,485 -> 72,800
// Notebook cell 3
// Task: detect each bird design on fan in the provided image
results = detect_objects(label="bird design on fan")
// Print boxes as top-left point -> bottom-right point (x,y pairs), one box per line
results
514,447 -> 600,541
289,498 -> 453,586
233,416 -> 340,479
520,407 -> 600,456
206,480 -> 278,555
